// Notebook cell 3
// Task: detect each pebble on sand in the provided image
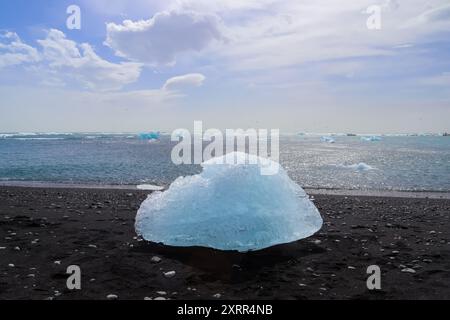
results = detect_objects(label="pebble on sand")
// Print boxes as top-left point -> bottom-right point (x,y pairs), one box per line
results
213,293 -> 222,299
401,268 -> 416,274
151,256 -> 162,263
106,294 -> 118,300
163,271 -> 176,278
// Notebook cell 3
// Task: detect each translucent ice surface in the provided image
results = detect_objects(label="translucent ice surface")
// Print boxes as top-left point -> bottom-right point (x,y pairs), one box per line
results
135,152 -> 323,252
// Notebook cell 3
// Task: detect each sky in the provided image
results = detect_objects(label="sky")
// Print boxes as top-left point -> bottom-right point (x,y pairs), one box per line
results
0,0 -> 449,134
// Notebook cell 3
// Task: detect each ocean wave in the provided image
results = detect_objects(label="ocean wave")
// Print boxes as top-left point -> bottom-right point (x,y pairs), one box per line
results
0,132 -> 75,139
0,133 -> 37,138
15,138 -> 66,141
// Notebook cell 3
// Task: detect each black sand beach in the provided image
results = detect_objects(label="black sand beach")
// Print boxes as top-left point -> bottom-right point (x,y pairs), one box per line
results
0,186 -> 449,300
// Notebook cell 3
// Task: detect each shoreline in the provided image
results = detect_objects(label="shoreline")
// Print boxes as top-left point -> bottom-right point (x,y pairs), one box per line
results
0,186 -> 449,299
1,180 -> 450,199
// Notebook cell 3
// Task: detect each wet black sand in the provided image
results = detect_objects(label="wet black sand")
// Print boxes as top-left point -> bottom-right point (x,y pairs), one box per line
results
0,186 -> 449,300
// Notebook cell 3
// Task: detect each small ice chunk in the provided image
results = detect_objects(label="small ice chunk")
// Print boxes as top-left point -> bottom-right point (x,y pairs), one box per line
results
137,184 -> 165,191
136,152 -> 323,252
401,268 -> 416,274
150,256 -> 162,263
163,271 -> 176,278
321,136 -> 335,143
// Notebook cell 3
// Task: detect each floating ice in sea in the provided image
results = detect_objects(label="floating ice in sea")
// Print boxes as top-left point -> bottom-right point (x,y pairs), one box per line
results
135,152 -> 323,252
321,136 -> 335,143
361,136 -> 382,142
337,163 -> 375,171
136,184 -> 165,191
138,132 -> 160,141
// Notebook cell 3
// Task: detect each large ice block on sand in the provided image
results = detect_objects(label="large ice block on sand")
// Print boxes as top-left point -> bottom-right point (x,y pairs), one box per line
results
135,152 -> 323,252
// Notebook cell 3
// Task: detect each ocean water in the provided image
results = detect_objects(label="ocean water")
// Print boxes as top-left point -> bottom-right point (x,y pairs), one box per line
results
0,133 -> 449,192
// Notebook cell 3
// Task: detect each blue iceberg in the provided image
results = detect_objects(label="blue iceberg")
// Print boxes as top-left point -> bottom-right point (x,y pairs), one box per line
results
135,152 -> 323,252
321,136 -> 335,143
139,131 -> 160,141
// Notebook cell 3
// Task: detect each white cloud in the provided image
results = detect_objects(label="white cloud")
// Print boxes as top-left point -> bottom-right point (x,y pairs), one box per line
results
171,0 -> 277,13
105,10 -> 223,66
1,29 -> 144,91
163,73 -> 205,90
169,0 -> 449,72
417,3 -> 450,23
36,29 -> 143,91
0,32 -> 40,68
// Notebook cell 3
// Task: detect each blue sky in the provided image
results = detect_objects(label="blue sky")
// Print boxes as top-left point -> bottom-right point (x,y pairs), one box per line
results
1,0 -> 449,133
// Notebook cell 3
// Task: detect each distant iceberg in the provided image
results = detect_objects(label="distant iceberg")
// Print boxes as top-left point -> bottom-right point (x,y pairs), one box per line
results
321,136 -> 335,143
135,152 -> 323,252
337,163 -> 375,171
138,132 -> 160,141
361,136 -> 382,142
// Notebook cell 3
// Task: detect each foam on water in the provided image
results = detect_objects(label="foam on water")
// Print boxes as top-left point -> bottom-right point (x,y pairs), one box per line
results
135,152 -> 323,252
